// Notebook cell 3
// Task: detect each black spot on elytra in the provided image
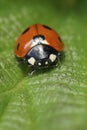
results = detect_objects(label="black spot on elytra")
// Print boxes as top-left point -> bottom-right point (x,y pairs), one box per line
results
22,27 -> 30,34
58,37 -> 62,43
39,34 -> 45,40
33,35 -> 38,39
33,35 -> 45,40
17,43 -> 20,50
43,25 -> 52,30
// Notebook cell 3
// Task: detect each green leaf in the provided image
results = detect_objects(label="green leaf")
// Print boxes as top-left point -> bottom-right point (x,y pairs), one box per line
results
0,0 -> 87,130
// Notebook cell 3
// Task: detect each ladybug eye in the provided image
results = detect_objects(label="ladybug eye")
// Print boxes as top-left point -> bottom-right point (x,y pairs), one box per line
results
22,27 -> 30,34
43,25 -> 52,30
58,37 -> 62,43
16,43 -> 20,50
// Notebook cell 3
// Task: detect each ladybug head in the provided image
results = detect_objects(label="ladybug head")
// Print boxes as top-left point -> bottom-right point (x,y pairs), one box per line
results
24,44 -> 61,69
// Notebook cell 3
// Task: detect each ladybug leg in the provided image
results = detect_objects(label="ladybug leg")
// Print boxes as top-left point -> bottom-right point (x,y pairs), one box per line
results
57,57 -> 61,68
15,57 -> 23,64
57,51 -> 65,67
28,68 -> 36,76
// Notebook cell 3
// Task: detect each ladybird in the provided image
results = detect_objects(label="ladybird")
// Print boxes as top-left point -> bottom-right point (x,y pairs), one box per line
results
15,24 -> 64,69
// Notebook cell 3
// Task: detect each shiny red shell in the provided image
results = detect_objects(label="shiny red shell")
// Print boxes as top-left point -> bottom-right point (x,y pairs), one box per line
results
15,24 -> 64,58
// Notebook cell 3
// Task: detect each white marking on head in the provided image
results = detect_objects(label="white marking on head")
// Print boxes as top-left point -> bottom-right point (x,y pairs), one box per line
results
24,38 -> 49,49
49,54 -> 56,62
28,57 -> 36,65
45,61 -> 48,65
38,62 -> 41,66
24,39 -> 39,49
41,39 -> 49,45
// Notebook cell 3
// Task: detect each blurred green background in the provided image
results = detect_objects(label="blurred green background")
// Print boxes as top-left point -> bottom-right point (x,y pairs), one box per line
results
0,0 -> 87,130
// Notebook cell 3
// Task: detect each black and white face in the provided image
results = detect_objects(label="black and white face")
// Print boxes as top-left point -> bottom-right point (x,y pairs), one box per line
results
24,44 -> 61,69
23,35 -> 62,69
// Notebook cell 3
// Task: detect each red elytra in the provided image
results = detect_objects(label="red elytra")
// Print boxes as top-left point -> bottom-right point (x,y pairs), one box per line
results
15,24 -> 64,58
